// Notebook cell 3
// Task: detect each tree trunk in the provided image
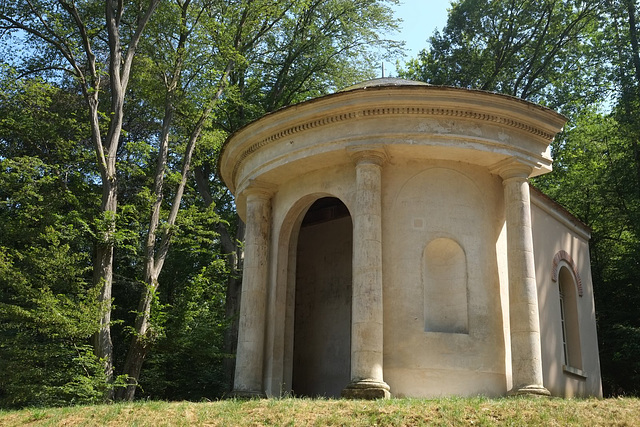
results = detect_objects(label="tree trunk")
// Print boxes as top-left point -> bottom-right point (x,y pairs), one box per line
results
116,94 -> 173,401
117,275 -> 158,401
115,95 -> 171,401
117,99 -> 213,400
93,0 -> 159,399
222,219 -> 245,389
93,175 -> 117,397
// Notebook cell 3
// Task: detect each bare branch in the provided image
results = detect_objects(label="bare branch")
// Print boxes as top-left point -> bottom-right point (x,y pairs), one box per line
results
0,9 -> 85,83
57,0 -> 100,88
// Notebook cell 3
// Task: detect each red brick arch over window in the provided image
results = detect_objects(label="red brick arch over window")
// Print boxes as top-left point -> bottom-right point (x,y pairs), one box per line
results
551,250 -> 583,297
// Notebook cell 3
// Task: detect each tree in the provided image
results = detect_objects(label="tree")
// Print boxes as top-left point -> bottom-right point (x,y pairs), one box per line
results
2,0 -> 402,404
572,0 -> 640,395
0,0 -> 161,394
534,107 -> 640,395
0,77 -> 106,407
399,0 -> 605,111
117,0 -> 400,400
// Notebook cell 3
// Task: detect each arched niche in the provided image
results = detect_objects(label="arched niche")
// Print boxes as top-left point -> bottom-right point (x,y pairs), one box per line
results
423,237 -> 469,334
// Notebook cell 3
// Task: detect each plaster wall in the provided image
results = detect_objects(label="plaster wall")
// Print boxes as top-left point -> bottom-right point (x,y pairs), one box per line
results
264,159 -> 516,398
382,159 -> 509,397
531,194 -> 603,397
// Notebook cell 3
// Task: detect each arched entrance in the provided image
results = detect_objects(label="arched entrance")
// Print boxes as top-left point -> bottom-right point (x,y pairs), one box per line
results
291,197 -> 352,397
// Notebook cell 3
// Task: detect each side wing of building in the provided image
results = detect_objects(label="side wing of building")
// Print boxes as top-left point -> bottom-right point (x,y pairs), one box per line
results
530,186 -> 603,398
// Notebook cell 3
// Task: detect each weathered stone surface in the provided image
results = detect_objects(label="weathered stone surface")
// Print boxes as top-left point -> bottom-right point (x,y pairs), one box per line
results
232,189 -> 273,395
220,79 -> 602,399
341,379 -> 391,400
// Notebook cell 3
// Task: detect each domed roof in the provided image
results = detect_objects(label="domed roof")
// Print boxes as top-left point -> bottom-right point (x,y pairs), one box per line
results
341,77 -> 430,91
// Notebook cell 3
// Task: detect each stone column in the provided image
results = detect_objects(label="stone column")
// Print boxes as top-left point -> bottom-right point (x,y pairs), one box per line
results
500,163 -> 550,396
342,149 -> 390,399
233,185 -> 273,397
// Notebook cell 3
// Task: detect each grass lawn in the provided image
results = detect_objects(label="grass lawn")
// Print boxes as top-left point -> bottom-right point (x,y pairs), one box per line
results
0,396 -> 638,426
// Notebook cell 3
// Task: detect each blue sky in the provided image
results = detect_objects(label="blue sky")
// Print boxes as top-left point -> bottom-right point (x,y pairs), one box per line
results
387,0 -> 452,76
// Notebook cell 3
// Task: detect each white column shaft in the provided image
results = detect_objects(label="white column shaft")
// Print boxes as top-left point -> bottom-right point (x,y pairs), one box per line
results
233,190 -> 272,395
503,171 -> 548,395
351,159 -> 385,382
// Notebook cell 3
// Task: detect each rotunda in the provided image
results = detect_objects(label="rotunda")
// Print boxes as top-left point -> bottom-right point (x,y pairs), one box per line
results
219,78 -> 602,399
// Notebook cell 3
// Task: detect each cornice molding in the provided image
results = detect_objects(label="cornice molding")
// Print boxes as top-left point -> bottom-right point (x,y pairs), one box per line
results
230,106 -> 556,183
360,106 -> 556,140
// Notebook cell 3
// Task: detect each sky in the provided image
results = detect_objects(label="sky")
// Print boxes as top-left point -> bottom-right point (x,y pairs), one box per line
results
386,0 -> 452,76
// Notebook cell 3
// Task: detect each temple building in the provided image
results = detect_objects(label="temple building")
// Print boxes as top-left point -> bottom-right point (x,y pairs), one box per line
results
218,78 -> 603,399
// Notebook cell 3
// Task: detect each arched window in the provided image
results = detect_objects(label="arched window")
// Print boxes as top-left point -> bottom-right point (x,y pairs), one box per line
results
551,250 -> 584,374
558,265 -> 583,371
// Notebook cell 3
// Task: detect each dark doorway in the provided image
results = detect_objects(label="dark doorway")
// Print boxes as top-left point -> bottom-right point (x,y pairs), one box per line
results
292,197 -> 352,397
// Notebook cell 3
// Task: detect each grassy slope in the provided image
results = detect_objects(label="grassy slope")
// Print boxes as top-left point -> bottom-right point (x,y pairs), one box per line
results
0,397 -> 638,426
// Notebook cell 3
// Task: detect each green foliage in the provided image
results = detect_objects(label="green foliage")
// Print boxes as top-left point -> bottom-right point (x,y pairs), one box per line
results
0,75 -> 93,167
399,0 -> 605,112
535,0 -> 640,396
139,261 -> 230,400
0,157 -> 106,408
0,75 -> 107,407
253,0 -> 402,112
125,191 -> 231,399
534,107 -> 640,395
0,0 -> 403,406
216,0 -> 402,129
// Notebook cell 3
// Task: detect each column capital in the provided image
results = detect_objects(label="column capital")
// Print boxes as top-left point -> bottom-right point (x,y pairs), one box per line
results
241,179 -> 276,200
347,147 -> 388,167
490,158 -> 534,181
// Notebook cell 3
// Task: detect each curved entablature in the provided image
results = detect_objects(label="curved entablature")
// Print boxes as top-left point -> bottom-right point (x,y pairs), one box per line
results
220,84 -> 566,220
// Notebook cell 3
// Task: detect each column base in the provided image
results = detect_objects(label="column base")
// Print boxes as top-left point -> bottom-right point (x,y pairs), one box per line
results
341,379 -> 391,399
230,390 -> 266,399
507,384 -> 551,397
